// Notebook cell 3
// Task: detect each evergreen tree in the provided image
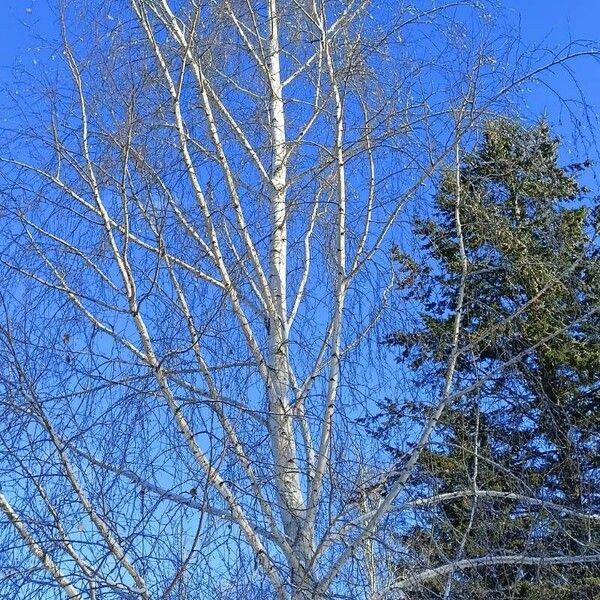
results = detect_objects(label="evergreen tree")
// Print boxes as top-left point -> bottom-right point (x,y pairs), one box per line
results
385,119 -> 600,598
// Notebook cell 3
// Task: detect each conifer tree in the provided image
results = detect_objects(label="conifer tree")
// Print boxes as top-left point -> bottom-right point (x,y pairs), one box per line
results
385,119 -> 600,598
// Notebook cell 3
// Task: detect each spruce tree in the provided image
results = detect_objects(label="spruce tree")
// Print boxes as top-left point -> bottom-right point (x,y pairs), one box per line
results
385,119 -> 600,598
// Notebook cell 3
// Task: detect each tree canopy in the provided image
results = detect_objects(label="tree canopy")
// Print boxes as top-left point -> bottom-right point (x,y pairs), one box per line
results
0,2 -> 599,599
384,118 -> 600,598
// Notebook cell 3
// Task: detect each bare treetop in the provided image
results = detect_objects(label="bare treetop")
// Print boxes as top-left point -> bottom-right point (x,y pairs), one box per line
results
0,1 -> 598,599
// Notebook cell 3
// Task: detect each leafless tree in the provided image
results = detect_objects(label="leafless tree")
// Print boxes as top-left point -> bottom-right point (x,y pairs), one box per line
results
0,1 -> 598,598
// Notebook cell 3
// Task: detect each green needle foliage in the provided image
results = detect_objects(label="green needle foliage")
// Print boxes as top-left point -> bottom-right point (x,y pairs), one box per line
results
385,119 -> 600,599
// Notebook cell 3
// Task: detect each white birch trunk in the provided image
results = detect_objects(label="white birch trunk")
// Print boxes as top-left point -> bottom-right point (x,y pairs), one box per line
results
265,1 -> 314,590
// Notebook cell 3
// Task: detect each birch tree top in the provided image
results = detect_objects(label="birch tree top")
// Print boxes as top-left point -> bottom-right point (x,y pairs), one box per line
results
0,1 -> 598,599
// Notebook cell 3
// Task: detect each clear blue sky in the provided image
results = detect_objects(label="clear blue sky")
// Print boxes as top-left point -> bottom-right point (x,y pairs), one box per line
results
1,1 -> 598,95
503,0 -> 599,116
1,0 -> 598,136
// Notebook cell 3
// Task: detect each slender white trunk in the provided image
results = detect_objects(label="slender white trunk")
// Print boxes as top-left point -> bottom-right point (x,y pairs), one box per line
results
265,0 -> 311,581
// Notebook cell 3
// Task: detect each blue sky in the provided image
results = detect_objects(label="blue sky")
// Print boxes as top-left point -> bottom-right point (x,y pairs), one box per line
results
503,0 -> 599,119
1,1 -> 599,63
1,1 -> 598,104
0,0 -> 598,166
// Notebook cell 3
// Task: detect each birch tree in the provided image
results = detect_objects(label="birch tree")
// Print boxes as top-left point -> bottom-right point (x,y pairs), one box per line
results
0,1 -> 598,599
